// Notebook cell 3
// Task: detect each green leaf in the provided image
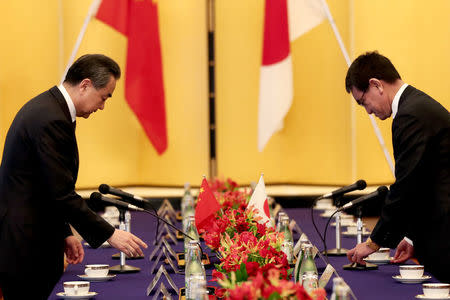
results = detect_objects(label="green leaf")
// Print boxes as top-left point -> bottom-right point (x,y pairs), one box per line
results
226,227 -> 236,238
267,292 -> 281,300
235,269 -> 242,282
240,263 -> 248,281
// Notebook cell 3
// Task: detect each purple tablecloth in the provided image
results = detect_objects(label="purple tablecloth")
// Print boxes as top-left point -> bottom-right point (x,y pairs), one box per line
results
49,208 -> 440,299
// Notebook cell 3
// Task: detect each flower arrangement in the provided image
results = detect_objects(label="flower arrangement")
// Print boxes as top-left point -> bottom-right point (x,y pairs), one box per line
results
215,230 -> 289,277
203,178 -> 325,300
203,207 -> 270,251
207,177 -> 251,210
209,177 -> 240,193
217,267 -> 326,300
216,190 -> 251,210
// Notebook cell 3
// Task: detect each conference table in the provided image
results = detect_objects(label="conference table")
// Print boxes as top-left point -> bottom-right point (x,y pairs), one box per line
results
49,207 -> 440,299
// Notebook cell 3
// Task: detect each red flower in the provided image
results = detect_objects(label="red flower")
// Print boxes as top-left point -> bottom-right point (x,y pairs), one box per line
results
295,286 -> 314,300
203,232 -> 220,250
244,261 -> 260,277
261,284 -> 281,299
259,248 -> 271,258
228,286 -> 246,300
235,221 -> 249,232
239,231 -> 257,245
310,288 -> 327,300
256,223 -> 267,237
212,269 -> 226,281
226,178 -> 238,191
216,288 -> 227,298
260,263 -> 276,275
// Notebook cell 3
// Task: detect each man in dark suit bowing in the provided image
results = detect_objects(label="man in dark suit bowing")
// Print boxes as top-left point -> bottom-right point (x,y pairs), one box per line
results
345,51 -> 449,282
0,54 -> 147,299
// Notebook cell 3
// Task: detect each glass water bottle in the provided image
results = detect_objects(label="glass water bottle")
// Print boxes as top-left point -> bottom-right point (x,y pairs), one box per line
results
298,243 -> 318,284
280,215 -> 294,264
184,216 -> 199,254
294,239 -> 311,283
185,240 -> 206,300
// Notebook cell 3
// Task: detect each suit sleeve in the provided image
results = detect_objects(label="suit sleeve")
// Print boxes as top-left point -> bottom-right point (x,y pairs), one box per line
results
33,119 -> 114,248
63,223 -> 73,238
370,113 -> 428,248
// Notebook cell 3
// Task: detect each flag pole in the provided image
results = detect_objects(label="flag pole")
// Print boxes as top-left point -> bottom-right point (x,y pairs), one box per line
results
318,0 -> 395,177
207,0 -> 217,179
59,0 -> 103,85
58,0 -> 65,79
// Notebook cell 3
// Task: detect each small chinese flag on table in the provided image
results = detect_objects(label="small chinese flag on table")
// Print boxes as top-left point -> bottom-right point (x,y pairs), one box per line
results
195,178 -> 221,233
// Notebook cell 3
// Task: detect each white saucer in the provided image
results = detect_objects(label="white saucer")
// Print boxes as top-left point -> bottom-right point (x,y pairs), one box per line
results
415,294 -> 450,299
320,211 -> 352,218
77,274 -> 116,281
320,211 -> 337,217
342,230 -> 371,237
331,221 -> 357,227
84,241 -> 111,248
313,205 -> 335,210
364,257 -> 393,265
392,275 -> 431,284
56,291 -> 98,299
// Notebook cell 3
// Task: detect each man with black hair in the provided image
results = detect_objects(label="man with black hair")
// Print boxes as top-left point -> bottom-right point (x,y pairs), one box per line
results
0,54 -> 148,299
345,51 -> 450,282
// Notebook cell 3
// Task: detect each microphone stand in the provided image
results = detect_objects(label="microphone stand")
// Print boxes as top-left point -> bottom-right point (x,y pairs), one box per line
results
109,208 -> 141,273
322,195 -> 348,256
112,210 -> 144,260
343,207 -> 377,270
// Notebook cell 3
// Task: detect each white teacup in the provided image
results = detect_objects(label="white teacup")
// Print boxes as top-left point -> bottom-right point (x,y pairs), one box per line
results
423,283 -> 450,298
64,281 -> 90,296
399,265 -> 424,279
85,264 -> 109,277
367,248 -> 390,260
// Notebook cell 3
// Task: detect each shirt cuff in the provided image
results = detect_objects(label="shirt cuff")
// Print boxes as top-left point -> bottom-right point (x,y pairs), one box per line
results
366,237 -> 380,251
404,237 -> 414,246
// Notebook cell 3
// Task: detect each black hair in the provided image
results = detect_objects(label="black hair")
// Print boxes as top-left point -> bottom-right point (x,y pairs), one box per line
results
345,51 -> 401,93
64,54 -> 121,89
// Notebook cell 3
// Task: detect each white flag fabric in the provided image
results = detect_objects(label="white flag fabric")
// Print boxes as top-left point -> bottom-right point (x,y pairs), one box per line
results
258,0 -> 325,151
288,0 -> 326,41
247,175 -> 272,226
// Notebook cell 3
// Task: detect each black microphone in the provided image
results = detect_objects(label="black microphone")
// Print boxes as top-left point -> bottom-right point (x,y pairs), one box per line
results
90,192 -> 144,212
91,192 -> 198,243
321,180 -> 367,199
98,184 -> 157,213
99,184 -> 147,203
338,186 -> 388,211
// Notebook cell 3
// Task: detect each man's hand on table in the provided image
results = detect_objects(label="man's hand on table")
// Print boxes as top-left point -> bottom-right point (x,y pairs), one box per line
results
391,239 -> 414,263
107,229 -> 148,258
64,235 -> 85,264
347,242 -> 376,265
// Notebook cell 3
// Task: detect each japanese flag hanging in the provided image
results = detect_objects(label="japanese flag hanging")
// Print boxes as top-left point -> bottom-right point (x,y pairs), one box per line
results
258,0 -> 325,151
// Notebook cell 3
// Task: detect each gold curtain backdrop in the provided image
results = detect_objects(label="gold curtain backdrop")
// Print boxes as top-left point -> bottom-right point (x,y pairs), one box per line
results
0,0 -> 210,187
0,0 -> 449,188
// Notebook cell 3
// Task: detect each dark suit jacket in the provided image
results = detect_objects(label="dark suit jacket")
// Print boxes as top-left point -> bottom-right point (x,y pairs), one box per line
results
371,85 -> 450,282
0,87 -> 114,281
